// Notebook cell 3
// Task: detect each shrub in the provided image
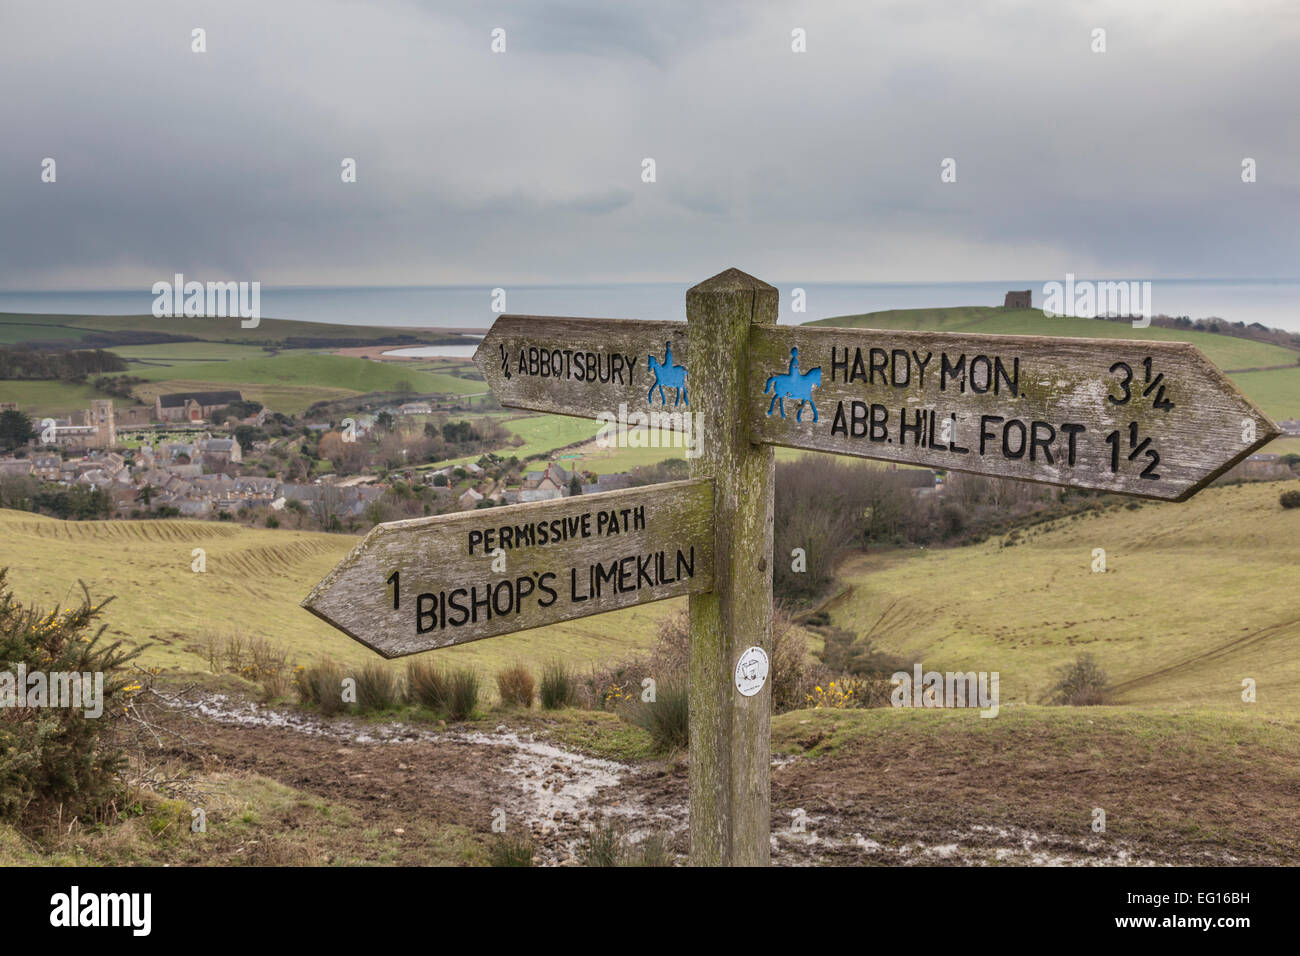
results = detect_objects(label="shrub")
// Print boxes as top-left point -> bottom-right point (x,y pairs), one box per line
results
650,609 -> 819,715
817,627 -> 907,682
489,832 -> 536,867
0,569 -> 140,825
539,660 -> 577,710
407,659 -> 448,711
295,660 -> 347,716
806,676 -> 870,709
445,667 -> 480,721
355,662 -> 402,712
247,637 -> 291,700
1281,490 -> 1300,509
770,611 -> 819,713
620,677 -> 689,753
495,663 -> 534,708
1047,653 -> 1111,706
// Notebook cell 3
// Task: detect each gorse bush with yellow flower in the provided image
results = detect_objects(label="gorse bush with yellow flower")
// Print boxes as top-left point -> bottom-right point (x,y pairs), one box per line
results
0,568 -> 140,826
806,677 -> 869,710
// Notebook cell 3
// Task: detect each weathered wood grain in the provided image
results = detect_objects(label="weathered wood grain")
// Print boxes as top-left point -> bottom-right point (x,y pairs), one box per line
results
748,325 -> 1280,501
473,315 -> 694,429
686,268 -> 776,867
302,479 -> 714,658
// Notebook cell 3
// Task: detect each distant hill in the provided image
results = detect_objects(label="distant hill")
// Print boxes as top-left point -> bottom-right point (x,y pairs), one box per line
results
0,311 -> 470,349
805,306 -> 1299,372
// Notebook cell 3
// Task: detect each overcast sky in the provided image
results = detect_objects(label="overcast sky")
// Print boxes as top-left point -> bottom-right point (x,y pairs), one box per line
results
2,0 -> 1298,290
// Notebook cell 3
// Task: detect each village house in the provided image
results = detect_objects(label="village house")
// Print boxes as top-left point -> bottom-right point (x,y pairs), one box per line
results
1232,453 -> 1291,481
0,458 -> 32,478
31,454 -> 63,481
161,441 -> 197,462
518,462 -> 572,502
197,437 -> 242,464
233,476 -> 278,501
585,473 -> 632,495
458,487 -> 484,510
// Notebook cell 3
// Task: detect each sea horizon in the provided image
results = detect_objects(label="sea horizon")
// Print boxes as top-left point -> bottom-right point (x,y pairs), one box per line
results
0,277 -> 1296,334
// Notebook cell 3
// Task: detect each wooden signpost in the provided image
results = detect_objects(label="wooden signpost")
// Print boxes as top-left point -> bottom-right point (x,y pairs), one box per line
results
748,326 -> 1277,500
476,315 -> 692,427
305,267 -> 1280,866
303,479 -> 714,658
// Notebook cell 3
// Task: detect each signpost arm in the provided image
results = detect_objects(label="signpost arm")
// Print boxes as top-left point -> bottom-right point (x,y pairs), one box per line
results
687,268 -> 777,866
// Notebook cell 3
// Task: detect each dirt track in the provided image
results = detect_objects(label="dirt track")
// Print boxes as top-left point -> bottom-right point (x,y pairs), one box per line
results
146,690 -> 1299,866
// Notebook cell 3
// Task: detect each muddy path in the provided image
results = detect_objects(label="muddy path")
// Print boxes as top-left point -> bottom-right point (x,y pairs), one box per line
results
145,689 -> 1286,866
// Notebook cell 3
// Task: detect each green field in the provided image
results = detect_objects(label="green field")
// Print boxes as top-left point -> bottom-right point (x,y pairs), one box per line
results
811,307 -> 1299,371
0,311 -> 468,347
503,415 -> 601,459
825,479 -> 1300,714
0,379 -> 141,417
109,342 -> 275,364
1226,366 -> 1300,422
0,509 -> 677,681
124,353 -> 482,394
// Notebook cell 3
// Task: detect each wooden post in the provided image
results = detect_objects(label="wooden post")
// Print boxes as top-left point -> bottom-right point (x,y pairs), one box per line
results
687,268 -> 777,866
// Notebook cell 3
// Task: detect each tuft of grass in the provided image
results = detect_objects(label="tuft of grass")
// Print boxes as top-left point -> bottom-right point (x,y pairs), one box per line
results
489,832 -> 536,867
354,662 -> 402,712
495,662 -> 535,709
445,668 -> 481,721
628,831 -> 672,867
577,818 -> 627,867
539,660 -> 577,710
574,820 -> 674,867
296,660 -> 346,716
620,678 -> 689,753
406,660 -> 448,711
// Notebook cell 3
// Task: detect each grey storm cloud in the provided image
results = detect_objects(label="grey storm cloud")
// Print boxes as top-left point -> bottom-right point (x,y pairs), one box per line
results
0,0 -> 1297,289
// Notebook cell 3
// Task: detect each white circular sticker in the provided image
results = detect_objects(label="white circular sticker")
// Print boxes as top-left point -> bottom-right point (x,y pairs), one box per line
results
734,646 -> 769,697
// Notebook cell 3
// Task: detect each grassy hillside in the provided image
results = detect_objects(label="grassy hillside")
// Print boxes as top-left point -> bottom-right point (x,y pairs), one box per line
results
0,509 -> 676,680
0,379 -> 141,417
810,306 -> 1298,371
826,479 -> 1300,714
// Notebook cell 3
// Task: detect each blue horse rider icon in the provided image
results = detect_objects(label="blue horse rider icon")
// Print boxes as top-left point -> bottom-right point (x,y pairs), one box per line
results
764,347 -> 821,422
648,341 -> 688,406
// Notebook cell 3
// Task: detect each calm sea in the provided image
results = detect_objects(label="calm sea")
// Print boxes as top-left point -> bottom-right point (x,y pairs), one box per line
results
0,279 -> 1296,333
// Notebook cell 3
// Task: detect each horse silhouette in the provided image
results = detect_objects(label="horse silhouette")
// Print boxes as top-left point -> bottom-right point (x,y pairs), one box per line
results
648,341 -> 688,406
764,347 -> 821,422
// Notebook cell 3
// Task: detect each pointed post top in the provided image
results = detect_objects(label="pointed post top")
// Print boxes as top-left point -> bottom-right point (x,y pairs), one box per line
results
687,267 -> 777,295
